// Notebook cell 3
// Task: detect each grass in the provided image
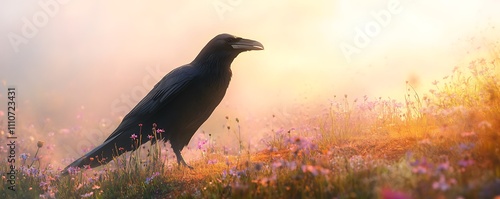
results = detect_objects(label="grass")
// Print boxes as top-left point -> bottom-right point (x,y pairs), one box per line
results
1,53 -> 500,198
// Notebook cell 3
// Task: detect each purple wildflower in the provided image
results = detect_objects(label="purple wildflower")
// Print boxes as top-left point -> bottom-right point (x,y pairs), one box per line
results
458,154 -> 474,168
437,156 -> 450,172
130,134 -> 138,140
287,136 -> 316,154
459,143 -> 475,151
145,172 -> 160,184
20,153 -> 29,161
410,158 -> 430,174
432,175 -> 456,191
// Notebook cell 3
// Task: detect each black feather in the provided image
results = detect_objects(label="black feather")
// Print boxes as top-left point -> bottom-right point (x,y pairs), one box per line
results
62,33 -> 263,174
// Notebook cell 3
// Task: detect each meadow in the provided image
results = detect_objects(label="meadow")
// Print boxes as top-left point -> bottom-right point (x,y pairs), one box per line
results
1,53 -> 499,199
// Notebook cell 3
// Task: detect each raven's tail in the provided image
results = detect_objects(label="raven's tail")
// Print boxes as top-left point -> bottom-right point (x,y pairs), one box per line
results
61,134 -> 129,176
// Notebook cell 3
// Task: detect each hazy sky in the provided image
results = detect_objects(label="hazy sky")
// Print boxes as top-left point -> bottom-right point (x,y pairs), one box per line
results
0,0 -> 499,163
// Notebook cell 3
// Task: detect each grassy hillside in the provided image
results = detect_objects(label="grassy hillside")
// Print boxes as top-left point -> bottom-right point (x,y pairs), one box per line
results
1,54 -> 499,198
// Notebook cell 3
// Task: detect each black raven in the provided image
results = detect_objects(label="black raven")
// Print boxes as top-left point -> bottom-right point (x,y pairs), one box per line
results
62,33 -> 263,174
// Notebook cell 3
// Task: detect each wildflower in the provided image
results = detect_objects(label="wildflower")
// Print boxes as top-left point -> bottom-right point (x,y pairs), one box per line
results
37,141 -> 44,148
148,135 -> 154,139
459,143 -> 475,151
458,154 -> 474,168
138,123 -> 143,127
156,128 -> 165,133
39,191 -> 56,199
207,159 -> 217,164
66,167 -> 80,175
301,164 -> 330,176
252,175 -> 277,187
432,175 -> 456,191
197,139 -> 207,150
20,153 -> 29,161
437,159 -> 450,172
302,165 -> 318,176
287,136 -> 316,154
286,161 -> 297,170
130,134 -> 138,140
25,167 -> 39,176
221,170 -> 228,179
225,157 -> 230,166
145,177 -> 153,184
410,158 -> 430,174
75,183 -> 83,190
119,147 -> 124,151
349,155 -> 365,170
272,161 -> 283,169
412,166 -> 427,174
81,192 -> 94,198
39,181 -> 48,187
461,131 -> 476,137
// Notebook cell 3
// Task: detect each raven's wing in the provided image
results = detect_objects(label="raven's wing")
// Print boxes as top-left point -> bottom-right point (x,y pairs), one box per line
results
62,65 -> 198,173
104,65 -> 196,141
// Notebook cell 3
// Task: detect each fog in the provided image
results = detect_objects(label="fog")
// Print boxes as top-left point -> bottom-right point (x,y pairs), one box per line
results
0,0 -> 499,167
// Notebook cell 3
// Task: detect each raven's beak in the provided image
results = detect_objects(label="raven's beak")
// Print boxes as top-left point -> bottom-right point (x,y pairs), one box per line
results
231,38 -> 264,51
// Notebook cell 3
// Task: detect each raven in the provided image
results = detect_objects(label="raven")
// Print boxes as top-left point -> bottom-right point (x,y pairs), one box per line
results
62,33 -> 263,174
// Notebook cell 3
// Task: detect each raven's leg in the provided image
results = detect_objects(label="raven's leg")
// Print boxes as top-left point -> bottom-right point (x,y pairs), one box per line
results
173,148 -> 194,169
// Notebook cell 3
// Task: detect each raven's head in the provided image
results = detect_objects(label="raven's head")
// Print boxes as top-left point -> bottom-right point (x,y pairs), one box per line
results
193,33 -> 264,65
